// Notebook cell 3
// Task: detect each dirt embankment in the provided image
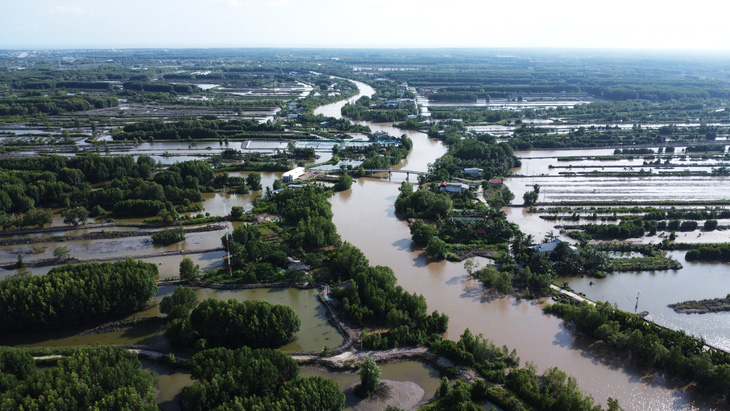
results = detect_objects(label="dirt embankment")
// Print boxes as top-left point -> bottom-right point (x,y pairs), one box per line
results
0,222 -> 125,237
2,247 -> 224,269
0,224 -> 224,247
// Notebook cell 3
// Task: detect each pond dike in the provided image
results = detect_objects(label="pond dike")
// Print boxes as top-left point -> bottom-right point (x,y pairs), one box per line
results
0,224 -> 224,247
156,280 -> 359,357
2,247 -> 225,269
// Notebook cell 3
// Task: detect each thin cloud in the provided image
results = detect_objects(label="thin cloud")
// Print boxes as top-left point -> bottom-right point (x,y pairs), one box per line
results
49,5 -> 85,15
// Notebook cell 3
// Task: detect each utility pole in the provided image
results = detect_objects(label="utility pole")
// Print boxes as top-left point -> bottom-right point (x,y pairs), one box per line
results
222,187 -> 232,277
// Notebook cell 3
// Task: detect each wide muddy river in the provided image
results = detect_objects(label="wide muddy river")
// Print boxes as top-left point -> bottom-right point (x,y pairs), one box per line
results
321,79 -> 724,409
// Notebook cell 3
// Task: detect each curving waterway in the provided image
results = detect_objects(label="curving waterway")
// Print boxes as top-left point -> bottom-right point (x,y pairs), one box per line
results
322,79 -> 722,409
2,78 -> 724,409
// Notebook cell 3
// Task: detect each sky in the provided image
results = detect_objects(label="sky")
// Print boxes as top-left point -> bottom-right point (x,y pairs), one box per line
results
2,0 -> 728,50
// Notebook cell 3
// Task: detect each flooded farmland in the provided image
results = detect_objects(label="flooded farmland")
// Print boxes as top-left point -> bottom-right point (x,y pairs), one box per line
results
3,67 -> 730,410
1,286 -> 341,353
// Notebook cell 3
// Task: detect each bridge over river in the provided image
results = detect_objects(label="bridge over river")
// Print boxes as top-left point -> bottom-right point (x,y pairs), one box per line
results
328,168 -> 427,179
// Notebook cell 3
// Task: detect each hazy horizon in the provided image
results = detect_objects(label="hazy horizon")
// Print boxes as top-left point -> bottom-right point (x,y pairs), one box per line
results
3,0 -> 729,51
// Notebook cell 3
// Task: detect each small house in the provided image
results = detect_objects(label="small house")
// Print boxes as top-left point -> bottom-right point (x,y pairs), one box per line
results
533,238 -> 578,254
464,168 -> 483,178
439,182 -> 470,193
488,178 -> 503,186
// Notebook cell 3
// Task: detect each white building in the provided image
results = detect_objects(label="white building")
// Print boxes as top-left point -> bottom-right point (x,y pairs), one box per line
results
282,167 -> 305,182
439,182 -> 470,193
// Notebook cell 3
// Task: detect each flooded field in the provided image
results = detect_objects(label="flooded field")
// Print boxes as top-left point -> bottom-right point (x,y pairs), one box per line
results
3,72 -> 728,409
194,287 -> 344,352
557,250 -> 730,351
1,286 -> 341,353
141,360 -> 193,411
502,145 -> 730,358
509,175 -> 730,204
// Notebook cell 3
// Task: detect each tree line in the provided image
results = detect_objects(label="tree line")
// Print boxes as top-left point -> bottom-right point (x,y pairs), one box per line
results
181,347 -> 344,410
0,347 -> 158,410
545,301 -> 730,401
686,243 -> 730,261
0,155 -> 217,219
115,118 -> 283,141
0,94 -> 118,116
0,259 -> 158,332
122,81 -> 201,94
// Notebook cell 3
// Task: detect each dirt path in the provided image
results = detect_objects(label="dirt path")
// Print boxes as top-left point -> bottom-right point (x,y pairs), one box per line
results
550,284 -> 595,305
292,346 -> 431,368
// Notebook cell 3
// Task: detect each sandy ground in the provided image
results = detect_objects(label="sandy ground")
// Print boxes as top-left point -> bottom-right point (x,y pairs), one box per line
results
344,379 -> 425,411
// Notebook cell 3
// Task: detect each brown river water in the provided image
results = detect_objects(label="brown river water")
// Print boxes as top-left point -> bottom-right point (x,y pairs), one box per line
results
3,78 -> 725,409
321,80 -> 723,409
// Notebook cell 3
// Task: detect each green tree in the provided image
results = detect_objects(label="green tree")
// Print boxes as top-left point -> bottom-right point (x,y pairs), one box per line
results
334,173 -> 353,192
704,219 -> 718,231
179,257 -> 201,280
53,246 -> 70,261
356,357 -> 382,397
89,205 -> 106,217
230,206 -> 244,219
151,227 -> 185,245
160,286 -> 198,317
410,219 -> 437,246
427,237 -> 448,260
0,260 -> 158,331
247,172 -> 262,190
523,190 -> 539,206
463,258 -> 480,276
187,299 -> 301,349
329,242 -> 369,282
0,347 -> 158,410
